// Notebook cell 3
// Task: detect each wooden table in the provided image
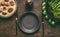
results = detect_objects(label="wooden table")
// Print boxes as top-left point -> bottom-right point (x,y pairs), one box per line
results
0,0 -> 60,37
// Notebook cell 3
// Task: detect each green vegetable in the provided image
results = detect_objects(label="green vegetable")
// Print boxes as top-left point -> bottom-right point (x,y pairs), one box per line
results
45,15 -> 48,19
48,0 -> 60,18
51,21 -> 55,25
43,10 -> 46,15
49,19 -> 52,23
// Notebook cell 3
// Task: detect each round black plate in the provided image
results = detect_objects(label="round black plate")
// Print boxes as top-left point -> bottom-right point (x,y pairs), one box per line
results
17,12 -> 40,34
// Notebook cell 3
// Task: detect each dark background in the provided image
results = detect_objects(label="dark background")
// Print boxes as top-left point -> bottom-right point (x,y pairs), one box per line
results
0,0 -> 60,37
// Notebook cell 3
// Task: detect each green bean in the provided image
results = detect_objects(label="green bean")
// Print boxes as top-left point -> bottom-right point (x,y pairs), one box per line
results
49,0 -> 59,9
48,0 -> 60,18
54,2 -> 60,9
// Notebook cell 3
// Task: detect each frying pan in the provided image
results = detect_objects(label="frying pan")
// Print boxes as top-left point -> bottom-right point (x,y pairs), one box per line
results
42,0 -> 60,27
17,11 -> 40,34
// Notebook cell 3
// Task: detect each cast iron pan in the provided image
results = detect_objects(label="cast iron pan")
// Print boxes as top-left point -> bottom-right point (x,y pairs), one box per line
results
17,11 -> 40,34
42,0 -> 60,27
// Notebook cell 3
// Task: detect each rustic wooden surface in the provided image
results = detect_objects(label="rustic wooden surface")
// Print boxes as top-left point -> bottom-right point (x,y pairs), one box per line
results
0,0 -> 60,37
44,19 -> 60,37
0,0 -> 42,37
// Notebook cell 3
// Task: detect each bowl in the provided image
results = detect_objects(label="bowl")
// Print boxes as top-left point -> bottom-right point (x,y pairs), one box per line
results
0,0 -> 17,18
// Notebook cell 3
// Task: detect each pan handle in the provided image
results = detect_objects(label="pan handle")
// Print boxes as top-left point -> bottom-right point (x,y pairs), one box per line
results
25,0 -> 34,11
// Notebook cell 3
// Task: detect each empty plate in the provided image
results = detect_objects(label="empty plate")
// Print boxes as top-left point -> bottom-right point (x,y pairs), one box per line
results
17,12 -> 40,34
